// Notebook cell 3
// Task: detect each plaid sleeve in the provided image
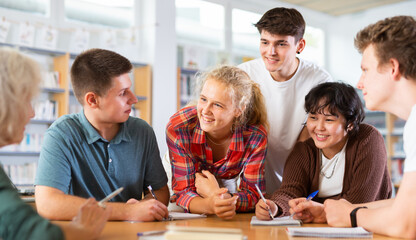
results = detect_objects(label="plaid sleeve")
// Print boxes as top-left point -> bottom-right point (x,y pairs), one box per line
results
166,125 -> 198,212
235,128 -> 267,212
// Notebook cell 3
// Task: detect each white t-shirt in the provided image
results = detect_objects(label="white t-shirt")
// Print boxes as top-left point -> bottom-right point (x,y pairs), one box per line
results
318,142 -> 347,198
404,104 -> 416,172
239,58 -> 332,194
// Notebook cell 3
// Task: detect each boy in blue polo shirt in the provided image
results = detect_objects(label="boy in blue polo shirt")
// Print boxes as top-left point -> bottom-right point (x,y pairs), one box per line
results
35,48 -> 169,222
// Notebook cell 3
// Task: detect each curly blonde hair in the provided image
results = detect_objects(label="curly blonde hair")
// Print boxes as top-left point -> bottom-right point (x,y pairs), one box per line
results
194,65 -> 268,130
0,47 -> 41,146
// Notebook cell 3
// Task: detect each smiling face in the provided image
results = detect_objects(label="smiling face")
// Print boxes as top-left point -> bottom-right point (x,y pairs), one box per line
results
96,73 -> 138,124
307,108 -> 348,159
259,30 -> 303,81
197,78 -> 240,137
357,44 -> 392,112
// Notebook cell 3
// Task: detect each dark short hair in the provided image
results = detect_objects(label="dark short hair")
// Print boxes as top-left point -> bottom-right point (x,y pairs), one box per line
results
71,48 -> 133,104
355,16 -> 416,81
305,82 -> 365,136
254,7 -> 305,42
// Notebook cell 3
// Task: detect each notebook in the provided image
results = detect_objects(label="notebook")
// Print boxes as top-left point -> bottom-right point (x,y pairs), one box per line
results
286,227 -> 373,238
250,216 -> 302,226
167,212 -> 207,220
164,225 -> 245,240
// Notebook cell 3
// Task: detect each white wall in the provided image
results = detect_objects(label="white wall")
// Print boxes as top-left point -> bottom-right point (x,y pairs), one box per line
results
326,1 -> 416,86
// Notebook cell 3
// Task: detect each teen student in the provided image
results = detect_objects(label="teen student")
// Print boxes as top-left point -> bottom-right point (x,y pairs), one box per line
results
239,7 -> 332,194
166,65 -> 268,219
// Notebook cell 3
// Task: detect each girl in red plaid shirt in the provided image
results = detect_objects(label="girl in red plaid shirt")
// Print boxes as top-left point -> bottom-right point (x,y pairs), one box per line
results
166,65 -> 268,219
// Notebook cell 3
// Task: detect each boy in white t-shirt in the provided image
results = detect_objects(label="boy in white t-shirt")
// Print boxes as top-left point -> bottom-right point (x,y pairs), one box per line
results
239,7 -> 332,194
290,16 -> 416,238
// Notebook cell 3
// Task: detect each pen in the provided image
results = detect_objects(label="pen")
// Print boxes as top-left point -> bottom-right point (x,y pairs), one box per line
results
290,190 -> 319,219
98,187 -> 124,208
255,184 -> 274,220
147,185 -> 158,200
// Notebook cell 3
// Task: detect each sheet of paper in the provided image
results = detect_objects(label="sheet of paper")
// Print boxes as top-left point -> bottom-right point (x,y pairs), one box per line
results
168,211 -> 207,220
250,216 -> 301,226
286,227 -> 372,238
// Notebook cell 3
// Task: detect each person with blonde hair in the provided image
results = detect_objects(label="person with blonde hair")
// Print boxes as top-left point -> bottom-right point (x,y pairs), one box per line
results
0,47 -> 110,239
166,65 -> 268,219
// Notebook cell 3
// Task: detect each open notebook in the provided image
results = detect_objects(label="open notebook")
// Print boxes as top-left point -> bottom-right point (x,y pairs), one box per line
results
250,216 -> 301,226
286,227 -> 373,238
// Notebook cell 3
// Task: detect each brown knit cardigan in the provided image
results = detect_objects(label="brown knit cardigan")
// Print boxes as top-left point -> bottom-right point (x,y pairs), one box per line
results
270,123 -> 392,217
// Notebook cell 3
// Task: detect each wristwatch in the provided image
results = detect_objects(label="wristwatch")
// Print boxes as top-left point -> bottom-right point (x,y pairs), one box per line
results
350,206 -> 367,227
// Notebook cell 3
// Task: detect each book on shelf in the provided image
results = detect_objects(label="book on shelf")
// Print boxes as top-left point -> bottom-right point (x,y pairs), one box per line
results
41,71 -> 60,89
33,100 -> 58,121
0,133 -> 43,152
391,158 -> 405,185
2,162 -> 37,186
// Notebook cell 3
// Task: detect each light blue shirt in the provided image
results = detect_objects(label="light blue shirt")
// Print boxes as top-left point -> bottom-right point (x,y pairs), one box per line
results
35,111 -> 167,202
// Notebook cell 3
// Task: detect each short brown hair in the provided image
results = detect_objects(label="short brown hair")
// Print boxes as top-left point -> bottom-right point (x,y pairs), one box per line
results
255,7 -> 305,42
71,48 -> 133,104
355,16 -> 416,81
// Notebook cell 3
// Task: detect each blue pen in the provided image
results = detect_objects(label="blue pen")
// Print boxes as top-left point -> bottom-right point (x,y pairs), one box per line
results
290,190 -> 319,219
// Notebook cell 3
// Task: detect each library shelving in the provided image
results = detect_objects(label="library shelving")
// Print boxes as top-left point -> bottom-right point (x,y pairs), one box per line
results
177,67 -> 198,110
364,110 -> 405,189
0,43 -> 152,185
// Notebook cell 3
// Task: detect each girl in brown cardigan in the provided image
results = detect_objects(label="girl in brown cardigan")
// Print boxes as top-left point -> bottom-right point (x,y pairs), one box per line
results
255,82 -> 392,222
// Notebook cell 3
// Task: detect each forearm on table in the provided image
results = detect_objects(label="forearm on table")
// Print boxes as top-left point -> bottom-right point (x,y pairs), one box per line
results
188,196 -> 214,214
143,185 -> 170,206
35,188 -> 90,220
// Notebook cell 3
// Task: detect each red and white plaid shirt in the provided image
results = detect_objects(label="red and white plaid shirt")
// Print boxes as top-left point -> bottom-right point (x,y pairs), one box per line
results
166,106 -> 267,212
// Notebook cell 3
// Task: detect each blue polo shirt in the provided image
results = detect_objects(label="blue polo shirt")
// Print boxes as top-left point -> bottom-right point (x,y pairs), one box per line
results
35,111 -> 167,202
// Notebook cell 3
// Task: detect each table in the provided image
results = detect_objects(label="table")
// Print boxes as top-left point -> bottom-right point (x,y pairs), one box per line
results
55,213 -> 400,240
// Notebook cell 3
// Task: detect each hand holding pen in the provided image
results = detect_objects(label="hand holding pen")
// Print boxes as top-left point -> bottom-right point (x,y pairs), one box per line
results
254,184 -> 277,220
289,190 -> 321,221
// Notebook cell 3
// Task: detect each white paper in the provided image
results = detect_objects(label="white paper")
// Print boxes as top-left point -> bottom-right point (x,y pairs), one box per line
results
0,19 -> 11,42
168,212 -> 206,220
70,29 -> 90,53
286,227 -> 372,238
39,26 -> 58,50
18,22 -> 35,47
250,216 -> 301,226
100,29 -> 117,49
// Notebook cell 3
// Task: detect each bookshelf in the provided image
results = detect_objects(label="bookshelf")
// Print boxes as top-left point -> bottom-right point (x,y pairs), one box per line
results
364,111 -> 405,190
177,67 -> 198,110
385,113 -> 405,189
0,43 -> 152,185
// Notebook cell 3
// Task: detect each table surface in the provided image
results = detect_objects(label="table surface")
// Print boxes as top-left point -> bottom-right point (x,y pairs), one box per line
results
55,213 -> 399,240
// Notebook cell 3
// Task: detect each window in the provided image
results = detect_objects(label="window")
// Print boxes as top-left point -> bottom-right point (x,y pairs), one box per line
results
303,26 -> 325,67
0,0 -> 49,16
232,8 -> 261,58
65,0 -> 134,28
176,0 -> 224,49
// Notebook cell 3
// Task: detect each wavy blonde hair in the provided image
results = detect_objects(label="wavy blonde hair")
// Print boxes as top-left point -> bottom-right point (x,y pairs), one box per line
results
0,47 -> 41,146
194,65 -> 268,130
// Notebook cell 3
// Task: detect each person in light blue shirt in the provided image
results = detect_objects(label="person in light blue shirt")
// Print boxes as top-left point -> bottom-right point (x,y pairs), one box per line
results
35,48 -> 169,222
